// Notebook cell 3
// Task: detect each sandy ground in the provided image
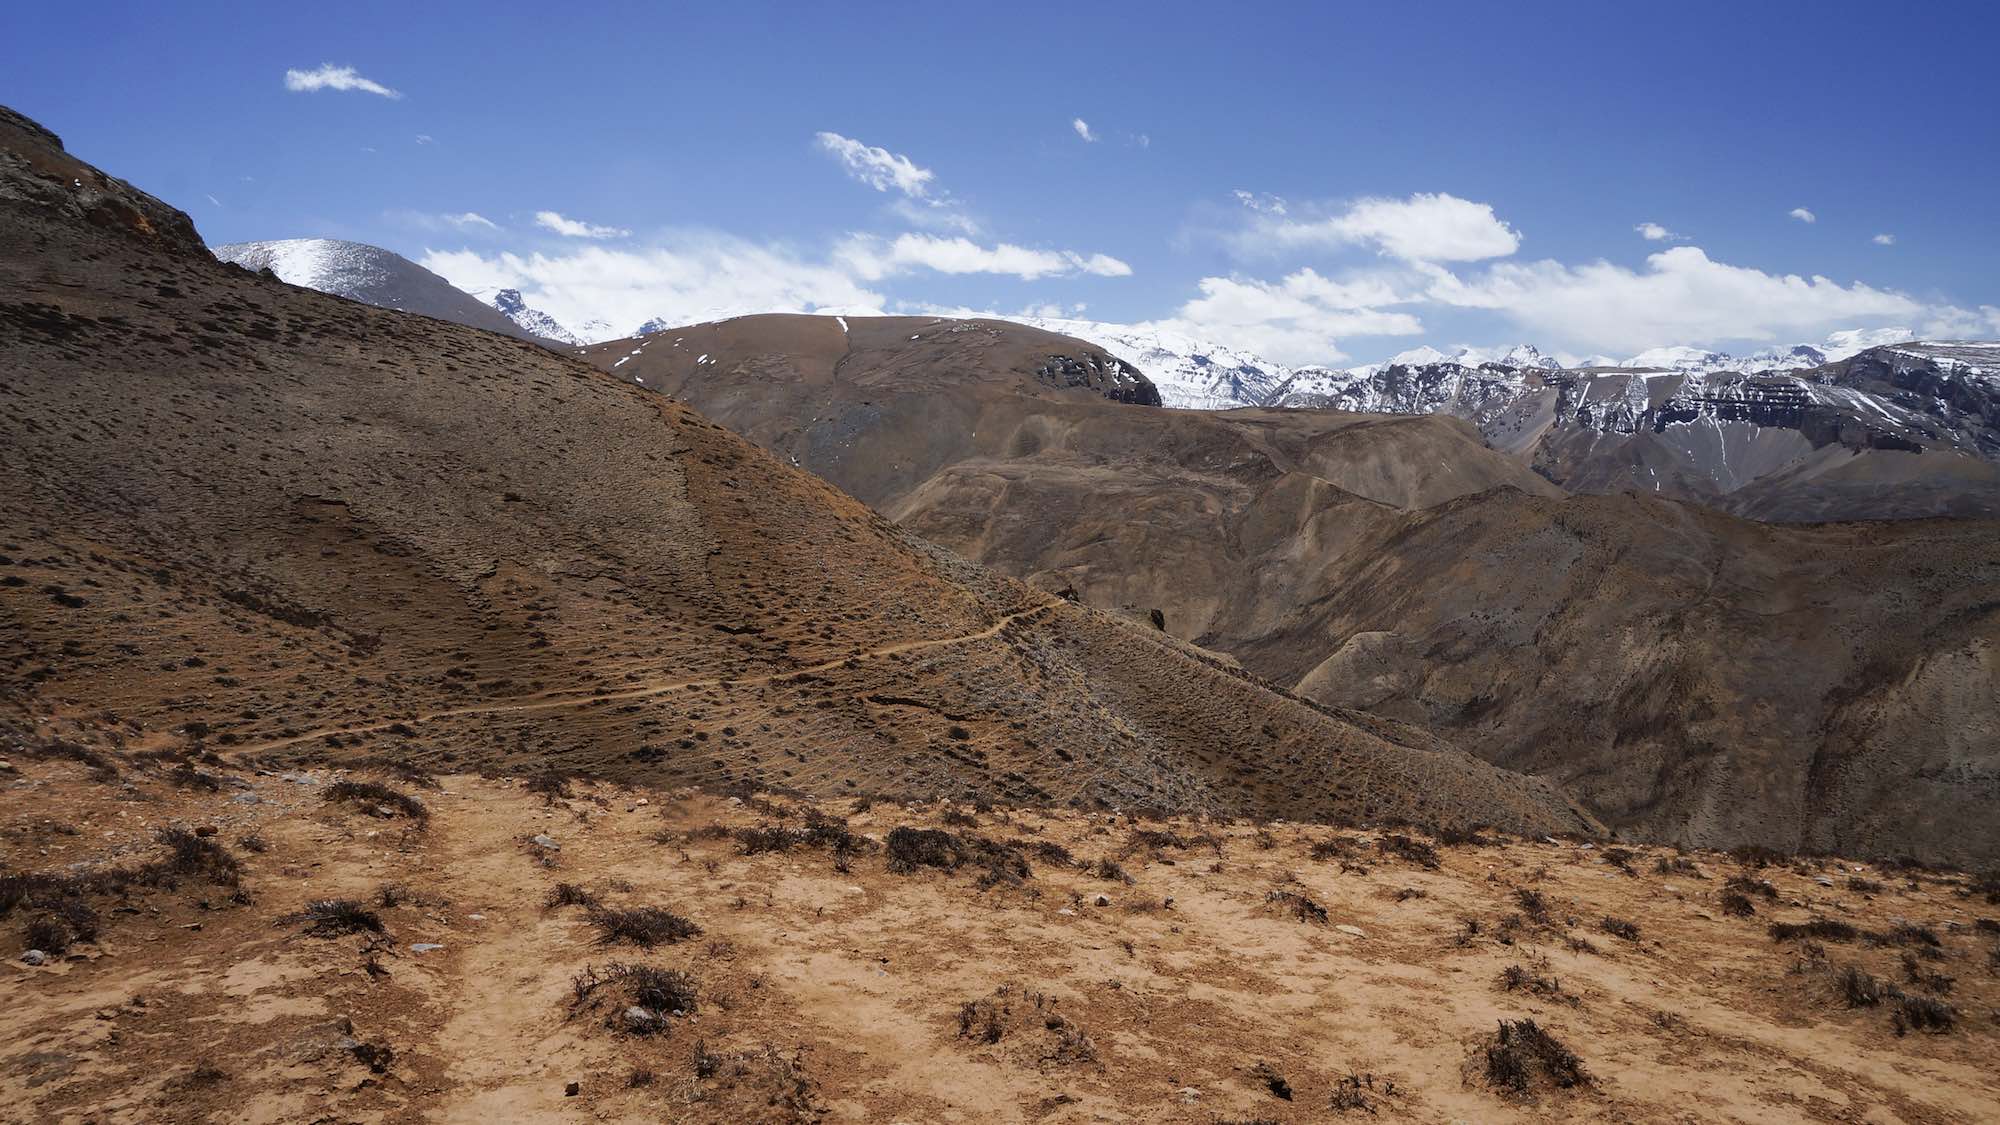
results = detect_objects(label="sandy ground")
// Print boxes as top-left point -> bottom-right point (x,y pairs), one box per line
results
3,751 -> 1997,1124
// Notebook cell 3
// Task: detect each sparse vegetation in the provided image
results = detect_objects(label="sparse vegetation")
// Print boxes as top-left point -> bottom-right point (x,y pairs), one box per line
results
1514,887 -> 1551,925
525,768 -> 572,802
1500,963 -> 1580,1006
1376,834 -> 1440,870
1267,888 -> 1328,924
1600,916 -> 1640,941
544,883 -> 601,911
323,780 -> 429,824
592,905 -> 701,947
291,899 -> 385,936
570,962 -> 697,1033
1770,918 -> 1858,943
1330,1073 -> 1396,1113
1484,1019 -> 1589,1094
1720,891 -> 1756,917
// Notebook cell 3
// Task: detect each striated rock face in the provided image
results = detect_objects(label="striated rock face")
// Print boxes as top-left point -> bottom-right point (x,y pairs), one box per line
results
1034,353 -> 1161,406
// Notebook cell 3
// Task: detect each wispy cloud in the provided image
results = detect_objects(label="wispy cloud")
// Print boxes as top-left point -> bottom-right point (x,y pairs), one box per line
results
421,235 -> 885,338
1634,221 -> 1677,241
1072,118 -> 1098,143
1872,232 -> 1896,246
1789,207 -> 1817,224
283,64 -> 400,98
1422,245 -> 1920,353
447,212 -> 497,231
836,234 -> 1130,281
814,132 -> 935,198
415,134 -> 434,145
535,210 -> 630,239
1233,191 -> 1521,263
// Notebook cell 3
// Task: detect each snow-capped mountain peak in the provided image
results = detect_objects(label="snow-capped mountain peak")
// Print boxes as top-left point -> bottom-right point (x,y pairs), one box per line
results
210,238 -> 542,342
473,287 -> 593,345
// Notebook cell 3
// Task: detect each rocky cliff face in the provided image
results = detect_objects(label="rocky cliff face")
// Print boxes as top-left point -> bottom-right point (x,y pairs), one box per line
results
1278,345 -> 2000,520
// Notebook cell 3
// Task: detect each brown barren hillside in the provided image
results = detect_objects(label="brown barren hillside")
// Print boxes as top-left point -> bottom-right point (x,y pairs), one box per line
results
582,317 -> 1560,642
593,317 -> 2000,867
0,103 -> 1590,839
3,752 -> 1998,1122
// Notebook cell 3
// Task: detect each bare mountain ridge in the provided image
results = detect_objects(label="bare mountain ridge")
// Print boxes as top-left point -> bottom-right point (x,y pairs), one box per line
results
583,313 -> 2000,866
0,104 -> 1592,836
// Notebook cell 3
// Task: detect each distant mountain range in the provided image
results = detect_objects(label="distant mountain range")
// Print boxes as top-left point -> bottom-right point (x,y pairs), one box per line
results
212,236 -> 2000,521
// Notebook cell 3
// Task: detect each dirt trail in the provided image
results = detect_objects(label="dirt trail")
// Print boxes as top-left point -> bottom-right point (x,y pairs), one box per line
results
422,785 -> 588,1123
233,602 -> 1056,757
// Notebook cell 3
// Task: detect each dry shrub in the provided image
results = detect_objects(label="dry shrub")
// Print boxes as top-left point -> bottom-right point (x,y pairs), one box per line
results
1484,1019 -> 1590,1094
323,780 -> 429,824
593,906 -> 701,947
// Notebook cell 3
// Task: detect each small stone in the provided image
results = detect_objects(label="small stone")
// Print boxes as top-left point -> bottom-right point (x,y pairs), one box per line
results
531,834 -> 560,850
467,913 -> 485,922
0,759 -> 14,771
1815,876 -> 1834,887
1179,1087 -> 1201,1103
231,792 -> 260,804
1335,924 -> 1366,938
1094,895 -> 1110,907
410,943 -> 444,954
634,798 -> 648,806
622,1006 -> 663,1031
1056,908 -> 1075,916
564,1081 -> 580,1097
194,825 -> 218,837
20,949 -> 47,966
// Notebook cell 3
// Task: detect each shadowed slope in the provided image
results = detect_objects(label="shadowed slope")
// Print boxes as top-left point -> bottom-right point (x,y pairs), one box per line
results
0,105 -> 1591,836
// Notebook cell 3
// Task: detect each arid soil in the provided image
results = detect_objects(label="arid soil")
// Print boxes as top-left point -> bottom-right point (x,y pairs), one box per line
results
4,750 -> 1998,1123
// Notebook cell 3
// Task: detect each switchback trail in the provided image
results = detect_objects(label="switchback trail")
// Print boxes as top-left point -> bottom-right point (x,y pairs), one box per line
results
231,601 -> 1057,757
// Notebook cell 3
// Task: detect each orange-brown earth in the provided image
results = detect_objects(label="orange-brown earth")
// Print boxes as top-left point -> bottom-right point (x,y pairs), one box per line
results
3,749 -> 1997,1123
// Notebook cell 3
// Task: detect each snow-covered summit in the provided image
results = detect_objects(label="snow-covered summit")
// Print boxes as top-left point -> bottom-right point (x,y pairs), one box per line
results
211,238 -> 540,341
1011,316 -> 1293,409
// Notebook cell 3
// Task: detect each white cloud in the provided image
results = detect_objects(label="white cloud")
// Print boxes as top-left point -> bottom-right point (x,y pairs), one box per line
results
1135,133 -> 1150,149
1635,221 -> 1676,241
421,236 -> 886,339
1236,192 -> 1521,263
1789,207 -> 1817,224
446,212 -> 497,231
1072,118 -> 1098,143
1157,268 -> 1424,364
1424,245 -> 1922,353
888,196 -> 978,235
535,210 -> 630,239
1872,232 -> 1896,246
814,131 -> 935,198
415,134 -> 434,145
1920,304 -> 2000,338
836,233 -> 1131,281
204,194 -> 221,208
283,64 -> 400,98
1232,190 -> 1287,216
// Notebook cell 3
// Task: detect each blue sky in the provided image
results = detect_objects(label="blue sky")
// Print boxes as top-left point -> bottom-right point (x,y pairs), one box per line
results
7,0 -> 1998,362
